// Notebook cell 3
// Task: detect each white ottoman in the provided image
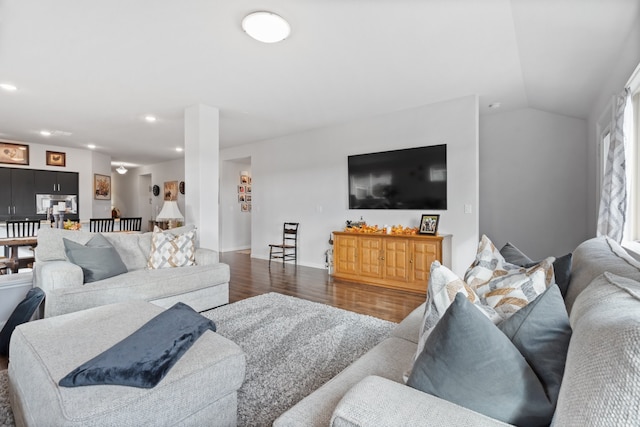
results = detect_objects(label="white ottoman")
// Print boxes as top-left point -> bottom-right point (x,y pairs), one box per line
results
8,301 -> 245,426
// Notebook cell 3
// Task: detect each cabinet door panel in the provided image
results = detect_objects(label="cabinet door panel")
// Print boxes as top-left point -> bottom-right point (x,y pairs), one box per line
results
57,171 -> 78,194
334,235 -> 358,275
11,169 -> 36,218
384,238 -> 409,282
359,237 -> 383,278
0,168 -> 11,220
411,240 -> 440,283
34,170 -> 58,194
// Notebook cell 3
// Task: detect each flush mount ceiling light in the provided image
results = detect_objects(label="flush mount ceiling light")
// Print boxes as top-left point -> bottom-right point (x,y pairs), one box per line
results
40,130 -> 51,137
116,164 -> 128,175
144,115 -> 157,123
242,11 -> 290,43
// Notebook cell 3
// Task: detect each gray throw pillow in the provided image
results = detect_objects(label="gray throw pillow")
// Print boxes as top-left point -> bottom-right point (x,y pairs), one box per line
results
498,284 -> 571,408
500,242 -> 572,297
407,291 -> 565,426
63,234 -> 127,283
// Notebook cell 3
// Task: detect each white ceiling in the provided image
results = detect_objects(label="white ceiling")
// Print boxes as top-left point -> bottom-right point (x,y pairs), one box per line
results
0,0 -> 638,166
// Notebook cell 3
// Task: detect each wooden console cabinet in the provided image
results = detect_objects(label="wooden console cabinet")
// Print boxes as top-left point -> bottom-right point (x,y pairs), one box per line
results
332,231 -> 444,294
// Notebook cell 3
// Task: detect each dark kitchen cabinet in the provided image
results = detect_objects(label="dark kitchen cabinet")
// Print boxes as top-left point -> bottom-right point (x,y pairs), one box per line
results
0,167 -> 36,220
1,167 -> 79,221
34,170 -> 78,195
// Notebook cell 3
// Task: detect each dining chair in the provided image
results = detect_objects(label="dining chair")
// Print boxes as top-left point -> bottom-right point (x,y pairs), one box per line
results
119,217 -> 142,232
268,222 -> 299,267
89,218 -> 115,232
4,219 -> 41,270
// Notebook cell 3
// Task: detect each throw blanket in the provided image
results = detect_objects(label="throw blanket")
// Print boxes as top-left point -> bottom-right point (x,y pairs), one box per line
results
59,302 -> 216,388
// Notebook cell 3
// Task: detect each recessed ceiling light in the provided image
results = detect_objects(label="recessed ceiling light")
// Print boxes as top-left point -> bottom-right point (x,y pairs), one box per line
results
242,11 -> 290,43
40,130 -> 51,137
0,83 -> 17,92
175,147 -> 183,152
144,115 -> 157,123
87,144 -> 96,149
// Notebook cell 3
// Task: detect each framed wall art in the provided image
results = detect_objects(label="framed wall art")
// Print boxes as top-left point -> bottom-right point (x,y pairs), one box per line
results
46,150 -> 66,167
0,142 -> 29,165
419,214 -> 440,235
94,174 -> 111,200
164,181 -> 178,201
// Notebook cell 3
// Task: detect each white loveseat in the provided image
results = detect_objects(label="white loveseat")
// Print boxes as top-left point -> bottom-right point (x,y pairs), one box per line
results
33,225 -> 230,317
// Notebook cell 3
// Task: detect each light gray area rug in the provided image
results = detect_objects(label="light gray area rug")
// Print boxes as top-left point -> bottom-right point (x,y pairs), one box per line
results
0,292 -> 395,427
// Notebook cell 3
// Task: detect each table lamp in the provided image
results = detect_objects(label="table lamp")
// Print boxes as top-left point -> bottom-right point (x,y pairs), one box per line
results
156,201 -> 184,229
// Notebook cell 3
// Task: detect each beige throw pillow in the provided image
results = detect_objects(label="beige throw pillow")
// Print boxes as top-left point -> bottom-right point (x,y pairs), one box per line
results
147,226 -> 196,269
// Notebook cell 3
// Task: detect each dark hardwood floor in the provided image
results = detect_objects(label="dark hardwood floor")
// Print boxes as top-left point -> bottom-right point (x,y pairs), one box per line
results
222,251 -> 426,323
0,252 -> 427,371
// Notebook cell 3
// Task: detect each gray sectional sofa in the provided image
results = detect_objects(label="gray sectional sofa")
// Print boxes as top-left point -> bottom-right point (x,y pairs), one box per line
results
275,236 -> 640,426
33,225 -> 230,317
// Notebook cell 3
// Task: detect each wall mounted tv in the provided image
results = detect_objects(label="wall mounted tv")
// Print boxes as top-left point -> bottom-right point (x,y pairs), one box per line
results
348,144 -> 447,210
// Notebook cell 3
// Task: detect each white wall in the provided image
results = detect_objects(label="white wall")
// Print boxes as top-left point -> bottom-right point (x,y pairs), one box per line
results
480,108 -> 587,259
587,12 -> 640,234
221,95 -> 479,275
220,158 -> 251,251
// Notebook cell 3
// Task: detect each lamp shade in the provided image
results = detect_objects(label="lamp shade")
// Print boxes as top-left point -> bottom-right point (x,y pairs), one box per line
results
156,201 -> 184,220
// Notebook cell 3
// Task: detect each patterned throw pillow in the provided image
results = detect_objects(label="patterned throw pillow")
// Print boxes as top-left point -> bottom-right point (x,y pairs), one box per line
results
147,226 -> 196,269
465,235 -> 555,318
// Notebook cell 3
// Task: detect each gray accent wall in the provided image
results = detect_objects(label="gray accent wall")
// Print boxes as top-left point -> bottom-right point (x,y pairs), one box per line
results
479,108 -> 588,260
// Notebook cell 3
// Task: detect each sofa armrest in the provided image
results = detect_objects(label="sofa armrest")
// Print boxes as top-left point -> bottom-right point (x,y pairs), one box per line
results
195,248 -> 219,265
33,261 -> 84,292
331,376 -> 512,427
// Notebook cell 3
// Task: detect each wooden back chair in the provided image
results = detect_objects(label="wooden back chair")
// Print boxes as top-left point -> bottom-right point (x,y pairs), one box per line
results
119,217 -> 142,232
268,222 -> 299,267
4,219 -> 41,270
89,218 -> 115,232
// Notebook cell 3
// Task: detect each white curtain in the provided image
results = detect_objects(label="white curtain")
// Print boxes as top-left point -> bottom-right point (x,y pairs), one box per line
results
597,88 -> 630,242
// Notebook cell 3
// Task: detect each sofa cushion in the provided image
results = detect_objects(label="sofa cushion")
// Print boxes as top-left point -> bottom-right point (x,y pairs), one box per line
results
500,241 -> 572,298
554,272 -> 640,424
63,234 -> 128,283
566,236 -> 640,313
408,291 -> 563,427
147,226 -> 196,269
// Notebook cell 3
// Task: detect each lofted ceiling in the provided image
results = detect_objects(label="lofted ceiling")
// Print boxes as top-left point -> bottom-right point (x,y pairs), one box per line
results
0,0 -> 638,167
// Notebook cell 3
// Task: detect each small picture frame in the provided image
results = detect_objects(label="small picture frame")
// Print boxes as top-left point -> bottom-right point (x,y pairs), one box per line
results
419,214 -> 440,235
246,185 -> 252,193
46,151 -> 66,167
94,174 -> 111,200
241,202 -> 249,212
238,194 -> 246,202
240,175 -> 249,184
0,142 -> 29,165
238,185 -> 246,194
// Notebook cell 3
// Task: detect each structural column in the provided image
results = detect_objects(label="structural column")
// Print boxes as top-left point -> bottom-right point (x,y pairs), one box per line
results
184,104 -> 220,250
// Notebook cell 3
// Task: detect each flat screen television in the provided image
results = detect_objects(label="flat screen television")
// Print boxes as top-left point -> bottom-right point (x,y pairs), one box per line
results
348,144 -> 447,210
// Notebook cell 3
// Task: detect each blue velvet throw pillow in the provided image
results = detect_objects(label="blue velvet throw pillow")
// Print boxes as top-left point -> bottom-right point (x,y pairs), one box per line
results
0,287 -> 45,356
59,302 -> 216,388
408,286 -> 571,427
